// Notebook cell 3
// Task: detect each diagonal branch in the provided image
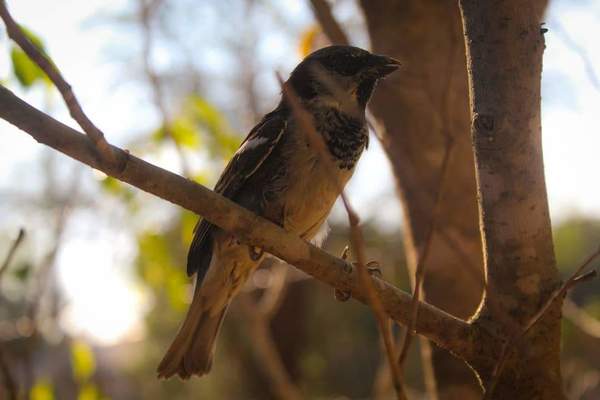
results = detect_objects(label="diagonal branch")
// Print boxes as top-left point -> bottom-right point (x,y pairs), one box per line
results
483,248 -> 599,399
278,72 -> 406,400
0,0 -> 115,165
0,228 -> 25,281
138,0 -> 191,177
397,138 -> 454,367
308,0 -> 349,45
0,83 -> 482,363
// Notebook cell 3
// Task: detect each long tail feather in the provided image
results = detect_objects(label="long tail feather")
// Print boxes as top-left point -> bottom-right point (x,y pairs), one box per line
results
157,294 -> 228,379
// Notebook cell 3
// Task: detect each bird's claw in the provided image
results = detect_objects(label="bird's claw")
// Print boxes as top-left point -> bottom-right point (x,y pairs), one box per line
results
334,248 -> 381,301
334,288 -> 351,302
366,260 -> 382,278
340,245 -> 350,260
340,245 -> 353,273
248,246 -> 264,261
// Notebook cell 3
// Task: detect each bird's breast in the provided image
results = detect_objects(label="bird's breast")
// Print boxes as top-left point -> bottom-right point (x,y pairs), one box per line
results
282,139 -> 355,239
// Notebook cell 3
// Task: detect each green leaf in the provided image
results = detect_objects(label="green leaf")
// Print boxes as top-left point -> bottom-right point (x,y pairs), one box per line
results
191,96 -> 224,134
180,210 -> 198,246
166,269 -> 188,311
30,379 -> 54,400
9,26 -> 50,88
151,118 -> 199,149
70,340 -> 96,381
99,176 -> 135,203
187,95 -> 239,157
170,117 -> 199,148
99,176 -> 122,194
13,262 -> 32,282
151,126 -> 167,143
137,231 -> 188,310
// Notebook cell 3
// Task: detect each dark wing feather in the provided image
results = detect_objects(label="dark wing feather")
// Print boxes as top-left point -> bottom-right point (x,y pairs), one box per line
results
186,111 -> 287,279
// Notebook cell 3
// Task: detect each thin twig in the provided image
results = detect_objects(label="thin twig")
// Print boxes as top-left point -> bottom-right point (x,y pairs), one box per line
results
397,138 -> 453,367
138,0 -> 191,177
26,196 -> 74,324
0,229 -> 23,400
276,73 -> 407,400
0,0 -> 115,165
523,258 -> 598,336
0,347 -> 17,400
484,247 -> 600,398
551,18 -> 600,92
0,228 -> 25,281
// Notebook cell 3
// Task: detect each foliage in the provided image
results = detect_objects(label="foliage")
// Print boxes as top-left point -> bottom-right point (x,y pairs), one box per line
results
30,379 -> 54,400
70,340 -> 96,381
9,25 -> 50,88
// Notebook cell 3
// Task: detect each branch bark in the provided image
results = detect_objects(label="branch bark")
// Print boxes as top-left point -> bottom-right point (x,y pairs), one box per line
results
458,1 -> 563,398
0,83 -> 480,363
0,0 -> 115,165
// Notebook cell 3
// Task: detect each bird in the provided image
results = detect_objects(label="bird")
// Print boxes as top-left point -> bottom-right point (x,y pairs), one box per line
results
157,45 -> 400,379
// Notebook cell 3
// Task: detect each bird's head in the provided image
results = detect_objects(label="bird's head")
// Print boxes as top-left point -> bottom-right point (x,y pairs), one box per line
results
286,45 -> 400,112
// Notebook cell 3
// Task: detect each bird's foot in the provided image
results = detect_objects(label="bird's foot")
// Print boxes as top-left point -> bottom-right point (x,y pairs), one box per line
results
335,246 -> 352,302
366,260 -> 382,278
248,246 -> 264,261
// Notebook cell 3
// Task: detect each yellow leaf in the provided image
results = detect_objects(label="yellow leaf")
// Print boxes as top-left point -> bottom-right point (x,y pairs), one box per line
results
78,383 -> 100,400
30,379 -> 54,400
70,340 -> 96,381
298,25 -> 320,57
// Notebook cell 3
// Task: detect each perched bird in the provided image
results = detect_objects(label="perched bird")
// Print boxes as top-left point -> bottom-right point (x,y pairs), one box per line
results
157,45 -> 400,379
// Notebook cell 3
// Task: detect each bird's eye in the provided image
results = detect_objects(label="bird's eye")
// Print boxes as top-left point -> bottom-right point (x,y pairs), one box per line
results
320,54 -> 366,76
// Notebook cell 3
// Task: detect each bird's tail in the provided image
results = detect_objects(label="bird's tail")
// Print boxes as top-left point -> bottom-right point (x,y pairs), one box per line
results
157,292 -> 228,380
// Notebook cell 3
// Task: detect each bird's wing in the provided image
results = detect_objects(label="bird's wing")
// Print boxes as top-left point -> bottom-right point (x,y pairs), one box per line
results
187,111 -> 287,280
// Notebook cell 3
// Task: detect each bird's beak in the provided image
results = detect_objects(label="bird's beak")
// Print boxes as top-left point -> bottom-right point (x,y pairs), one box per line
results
370,54 -> 401,77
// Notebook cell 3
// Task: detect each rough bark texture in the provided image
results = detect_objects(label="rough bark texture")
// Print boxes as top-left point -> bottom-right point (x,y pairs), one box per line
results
459,0 -> 564,398
359,1 -> 484,398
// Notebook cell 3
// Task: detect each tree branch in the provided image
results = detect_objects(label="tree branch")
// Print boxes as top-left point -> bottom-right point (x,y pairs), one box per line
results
308,0 -> 349,45
0,83 -> 480,363
0,0 -> 115,165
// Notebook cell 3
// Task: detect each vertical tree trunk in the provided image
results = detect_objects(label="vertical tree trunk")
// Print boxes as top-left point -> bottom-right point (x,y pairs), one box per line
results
459,0 -> 564,398
359,1 -> 484,398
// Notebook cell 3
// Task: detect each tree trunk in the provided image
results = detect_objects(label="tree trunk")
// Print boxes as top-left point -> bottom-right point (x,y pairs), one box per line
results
360,1 -> 484,398
459,0 -> 564,398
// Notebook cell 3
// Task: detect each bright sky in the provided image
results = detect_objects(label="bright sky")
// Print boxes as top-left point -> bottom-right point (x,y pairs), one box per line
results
0,0 -> 599,345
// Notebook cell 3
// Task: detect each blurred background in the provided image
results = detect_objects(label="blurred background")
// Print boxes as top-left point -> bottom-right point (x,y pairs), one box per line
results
0,0 -> 598,399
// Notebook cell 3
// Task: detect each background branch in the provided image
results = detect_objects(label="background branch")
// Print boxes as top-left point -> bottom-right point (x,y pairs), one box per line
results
138,0 -> 191,177
0,228 -> 24,281
240,268 -> 303,400
308,0 -> 349,45
0,229 -> 24,400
